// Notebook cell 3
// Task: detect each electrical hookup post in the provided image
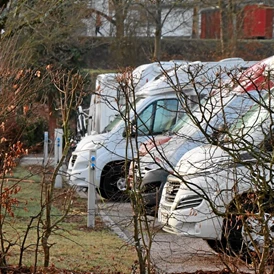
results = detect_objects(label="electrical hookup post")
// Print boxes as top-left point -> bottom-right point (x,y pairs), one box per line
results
87,149 -> 96,228
54,128 -> 64,188
43,131 -> 49,166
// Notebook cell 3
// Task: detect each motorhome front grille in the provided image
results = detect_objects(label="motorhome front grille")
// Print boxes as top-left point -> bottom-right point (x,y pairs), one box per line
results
164,181 -> 180,203
176,195 -> 203,210
71,155 -> 77,167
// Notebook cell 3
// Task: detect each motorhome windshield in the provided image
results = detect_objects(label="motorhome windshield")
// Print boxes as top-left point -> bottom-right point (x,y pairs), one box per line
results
101,97 -> 146,133
169,102 -> 204,134
170,90 -> 269,140
168,91 -> 234,136
224,90 -> 269,138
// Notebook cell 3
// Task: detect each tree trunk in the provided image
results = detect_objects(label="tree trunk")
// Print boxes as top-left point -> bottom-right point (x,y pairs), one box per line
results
219,0 -> 236,57
112,0 -> 125,38
115,11 -> 124,38
42,235 -> 50,267
153,0 -> 162,60
48,94 -> 57,152
192,6 -> 199,39
219,0 -> 227,56
110,0 -> 126,65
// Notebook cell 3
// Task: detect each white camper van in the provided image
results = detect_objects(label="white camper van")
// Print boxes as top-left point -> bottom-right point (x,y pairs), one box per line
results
135,88 -> 262,215
129,59 -> 258,215
86,61 -> 186,135
87,73 -> 118,135
158,55 -> 274,260
67,58 -> 253,199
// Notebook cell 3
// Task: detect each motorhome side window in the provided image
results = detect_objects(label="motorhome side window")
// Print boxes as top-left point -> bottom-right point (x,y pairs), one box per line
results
136,99 -> 179,136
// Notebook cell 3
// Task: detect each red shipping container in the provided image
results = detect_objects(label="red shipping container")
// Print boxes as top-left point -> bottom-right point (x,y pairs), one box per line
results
242,5 -> 273,39
200,8 -> 220,39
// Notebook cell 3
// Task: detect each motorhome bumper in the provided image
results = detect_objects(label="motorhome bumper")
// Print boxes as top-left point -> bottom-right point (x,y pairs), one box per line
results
67,166 -> 89,188
158,199 -> 223,239
67,151 -> 91,188
67,179 -> 88,188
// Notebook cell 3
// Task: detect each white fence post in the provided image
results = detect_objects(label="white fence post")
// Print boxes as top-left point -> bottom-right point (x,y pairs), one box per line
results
87,149 -> 96,228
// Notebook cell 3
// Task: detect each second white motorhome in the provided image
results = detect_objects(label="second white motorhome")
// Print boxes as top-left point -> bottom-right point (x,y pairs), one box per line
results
135,89 -> 264,215
129,59 -> 258,215
158,55 -> 274,261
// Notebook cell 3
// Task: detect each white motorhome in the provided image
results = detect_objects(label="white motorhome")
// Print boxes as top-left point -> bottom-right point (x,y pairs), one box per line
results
86,61 -> 186,135
129,59 -> 258,215
135,59 -> 258,176
67,58 -> 253,200
87,73 -> 118,135
158,55 -> 274,260
135,88 -> 262,215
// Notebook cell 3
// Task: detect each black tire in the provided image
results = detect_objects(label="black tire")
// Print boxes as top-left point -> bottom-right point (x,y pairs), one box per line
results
99,162 -> 129,201
205,239 -> 225,254
222,213 -> 249,261
222,192 -> 273,264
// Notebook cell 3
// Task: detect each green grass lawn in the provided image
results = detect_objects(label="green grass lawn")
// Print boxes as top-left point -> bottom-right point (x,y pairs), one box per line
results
2,165 -> 137,273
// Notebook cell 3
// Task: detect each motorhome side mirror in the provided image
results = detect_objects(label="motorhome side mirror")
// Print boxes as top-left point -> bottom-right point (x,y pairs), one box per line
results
211,124 -> 228,144
130,120 -> 137,137
130,126 -> 137,137
122,121 -> 137,137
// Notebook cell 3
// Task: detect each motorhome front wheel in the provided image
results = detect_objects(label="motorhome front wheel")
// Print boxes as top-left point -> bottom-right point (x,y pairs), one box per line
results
100,161 -> 129,201
222,192 -> 274,264
117,177 -> 127,191
205,239 -> 225,254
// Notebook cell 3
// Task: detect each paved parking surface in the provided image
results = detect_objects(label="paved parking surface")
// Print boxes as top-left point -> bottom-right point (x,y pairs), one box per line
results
20,155 -> 252,273
93,195 -> 253,274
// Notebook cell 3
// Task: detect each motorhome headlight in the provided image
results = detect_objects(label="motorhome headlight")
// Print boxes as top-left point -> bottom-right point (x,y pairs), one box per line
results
73,150 -> 90,167
177,159 -> 211,177
140,156 -> 164,172
82,141 -> 104,150
146,156 -> 174,172
146,162 -> 161,171
177,157 -> 230,178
